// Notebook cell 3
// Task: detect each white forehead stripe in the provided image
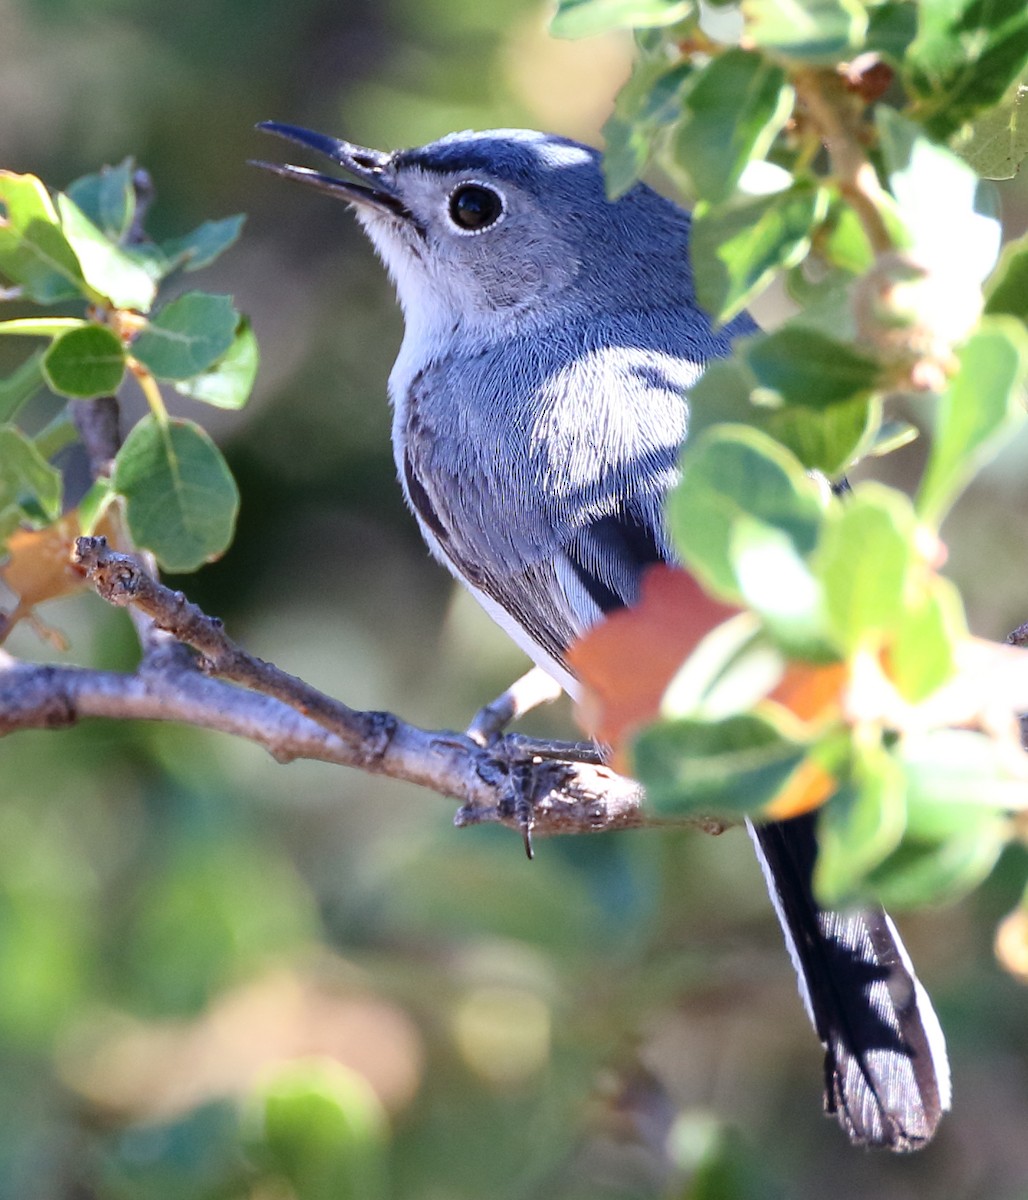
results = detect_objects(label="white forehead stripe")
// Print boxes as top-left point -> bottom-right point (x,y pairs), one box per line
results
535,142 -> 595,168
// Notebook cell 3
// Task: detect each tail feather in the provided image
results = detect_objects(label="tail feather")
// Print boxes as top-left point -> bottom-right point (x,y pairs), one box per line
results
748,815 -> 950,1151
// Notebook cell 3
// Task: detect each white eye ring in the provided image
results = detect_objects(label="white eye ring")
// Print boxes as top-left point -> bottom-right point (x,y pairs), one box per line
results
446,181 -> 506,235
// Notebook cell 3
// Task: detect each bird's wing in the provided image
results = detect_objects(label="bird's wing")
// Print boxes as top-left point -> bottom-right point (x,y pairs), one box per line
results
399,328 -> 688,670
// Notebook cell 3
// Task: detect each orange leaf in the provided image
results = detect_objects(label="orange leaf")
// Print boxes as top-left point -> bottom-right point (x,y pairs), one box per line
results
768,660 -> 848,724
566,564 -> 739,754
1,510 -> 114,640
762,757 -> 838,821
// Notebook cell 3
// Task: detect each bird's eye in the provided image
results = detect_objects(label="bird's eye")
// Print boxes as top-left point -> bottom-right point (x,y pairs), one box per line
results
448,184 -> 504,232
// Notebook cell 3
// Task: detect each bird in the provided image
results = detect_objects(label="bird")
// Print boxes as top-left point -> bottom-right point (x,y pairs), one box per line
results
255,121 -> 951,1151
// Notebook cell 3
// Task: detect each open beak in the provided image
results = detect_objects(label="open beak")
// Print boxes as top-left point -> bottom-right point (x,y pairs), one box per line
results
252,121 -> 408,217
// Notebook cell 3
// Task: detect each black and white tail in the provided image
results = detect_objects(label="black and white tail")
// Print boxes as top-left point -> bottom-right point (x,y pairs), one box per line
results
749,814 -> 951,1151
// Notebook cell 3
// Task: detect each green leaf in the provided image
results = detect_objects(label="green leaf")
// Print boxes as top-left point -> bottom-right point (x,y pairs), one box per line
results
668,424 -> 824,601
56,193 -> 157,311
814,482 -> 914,652
32,411 -> 77,461
246,1061 -> 388,1200
768,396 -> 876,476
131,293 -> 239,381
729,516 -> 832,657
161,214 -> 246,272
867,819 -> 1008,909
984,232 -> 1028,320
814,749 -> 907,906
674,1122 -> 789,1200
174,318 -> 259,410
0,317 -> 87,338
743,326 -> 880,408
0,172 -> 87,303
0,350 -> 45,423
820,199 -> 874,274
902,731 -> 1028,817
953,78 -> 1028,179
887,577 -> 965,703
551,0 -> 693,38
42,326 -> 126,399
744,0 -> 869,63
864,0 -> 919,62
65,158 -> 135,240
603,59 -> 695,198
685,358 -> 874,477
691,183 -> 828,323
112,416 -> 239,571
865,418 -> 918,458
671,50 -> 794,204
662,615 -> 786,720
77,477 -> 115,536
877,107 -> 1002,281
0,425 -> 62,528
634,711 -> 808,816
906,0 -> 1028,139
917,318 -> 1028,525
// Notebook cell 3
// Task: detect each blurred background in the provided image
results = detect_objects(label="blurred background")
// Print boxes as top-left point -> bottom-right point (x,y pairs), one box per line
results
1,0 -> 1027,1196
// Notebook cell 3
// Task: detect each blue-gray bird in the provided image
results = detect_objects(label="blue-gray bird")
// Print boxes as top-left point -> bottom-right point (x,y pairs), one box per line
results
256,122 -> 950,1151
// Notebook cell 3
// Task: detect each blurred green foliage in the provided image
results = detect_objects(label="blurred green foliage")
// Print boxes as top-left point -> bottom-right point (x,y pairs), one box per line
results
1,0 -> 1028,1198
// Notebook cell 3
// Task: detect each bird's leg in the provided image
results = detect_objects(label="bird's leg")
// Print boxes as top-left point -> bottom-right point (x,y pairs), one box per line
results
465,666 -> 564,746
466,667 -> 564,860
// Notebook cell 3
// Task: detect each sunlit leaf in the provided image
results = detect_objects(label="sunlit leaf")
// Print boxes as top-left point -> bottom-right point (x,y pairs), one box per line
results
0,171 -> 87,303
691,182 -> 828,323
671,49 -> 794,204
953,78 -> 1028,180
886,576 -> 966,703
917,318 -> 1028,525
56,192 -> 157,310
173,317 -> 259,409
729,515 -> 832,657
603,59 -> 694,198
567,564 -> 739,755
744,0 -> 868,63
551,0 -> 693,38
668,424 -> 824,601
814,483 -> 914,653
0,317 -> 87,338
877,107 -> 1002,282
906,0 -> 1028,139
0,511 -> 103,628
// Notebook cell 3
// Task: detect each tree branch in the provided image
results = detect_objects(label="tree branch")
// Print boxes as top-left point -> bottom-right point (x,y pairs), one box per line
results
0,644 -> 655,839
2,534 -> 714,845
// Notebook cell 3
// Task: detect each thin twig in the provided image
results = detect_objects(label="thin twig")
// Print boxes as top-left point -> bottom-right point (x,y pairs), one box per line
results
793,67 -> 895,256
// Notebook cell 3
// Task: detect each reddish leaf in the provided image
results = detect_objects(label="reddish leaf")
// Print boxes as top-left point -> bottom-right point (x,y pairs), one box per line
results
567,564 -> 739,755
767,660 -> 847,723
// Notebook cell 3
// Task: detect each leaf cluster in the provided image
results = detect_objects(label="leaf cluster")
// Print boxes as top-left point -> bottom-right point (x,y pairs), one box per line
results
557,0 -> 1028,925
0,158 -> 255,579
